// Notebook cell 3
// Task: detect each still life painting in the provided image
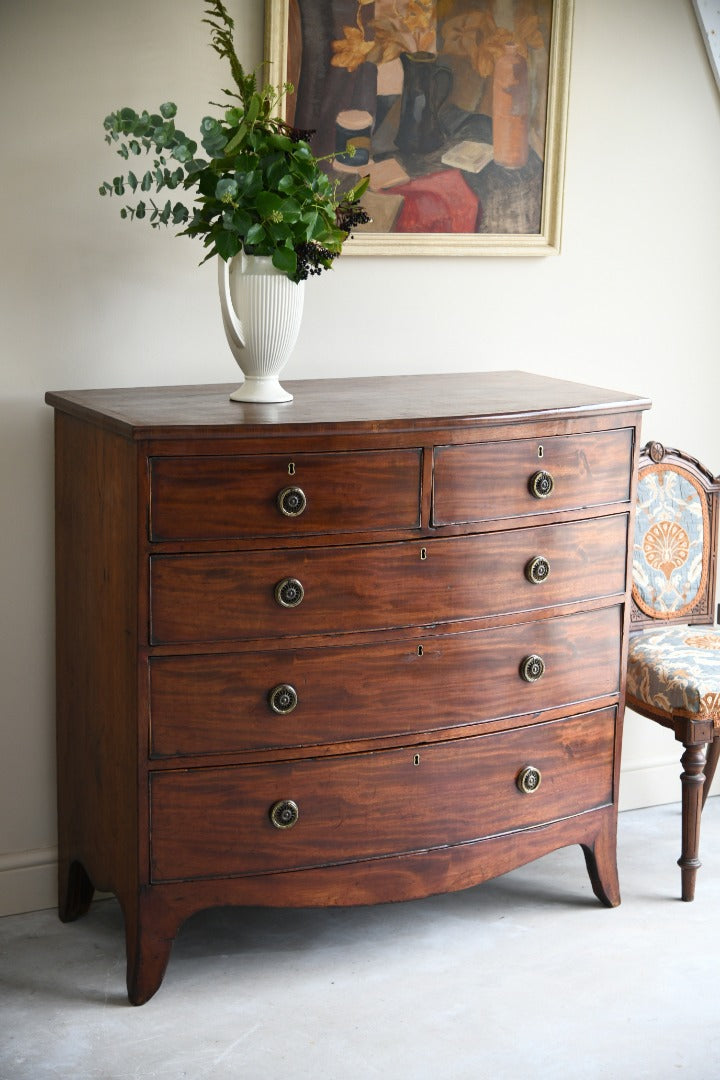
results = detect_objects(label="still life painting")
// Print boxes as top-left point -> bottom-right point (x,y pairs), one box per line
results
265,0 -> 573,255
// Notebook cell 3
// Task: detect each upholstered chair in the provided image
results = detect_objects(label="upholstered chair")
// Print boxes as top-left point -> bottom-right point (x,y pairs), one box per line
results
626,441 -> 720,900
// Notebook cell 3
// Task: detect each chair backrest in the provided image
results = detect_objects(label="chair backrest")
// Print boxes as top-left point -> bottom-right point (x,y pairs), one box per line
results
630,441 -> 720,631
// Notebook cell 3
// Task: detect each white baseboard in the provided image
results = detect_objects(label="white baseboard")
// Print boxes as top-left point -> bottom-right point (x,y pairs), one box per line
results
620,755 -> 720,812
618,762 -> 681,812
0,846 -> 58,918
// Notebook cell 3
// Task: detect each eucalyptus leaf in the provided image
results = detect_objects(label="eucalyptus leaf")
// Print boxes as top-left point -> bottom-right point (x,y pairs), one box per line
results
215,177 -> 238,201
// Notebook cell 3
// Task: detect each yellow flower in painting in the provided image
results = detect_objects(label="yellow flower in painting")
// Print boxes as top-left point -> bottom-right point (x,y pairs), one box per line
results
404,0 -> 435,36
442,12 -> 512,77
370,19 -> 411,64
513,12 -> 545,56
332,1 -> 545,76
334,1 -> 438,70
403,0 -> 436,52
331,25 -> 375,72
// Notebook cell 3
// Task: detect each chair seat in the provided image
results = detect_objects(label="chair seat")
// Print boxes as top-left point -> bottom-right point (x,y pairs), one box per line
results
627,625 -> 720,722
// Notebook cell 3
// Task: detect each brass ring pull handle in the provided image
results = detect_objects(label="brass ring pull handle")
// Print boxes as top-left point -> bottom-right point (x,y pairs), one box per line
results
525,555 -> 550,585
520,654 -> 545,683
270,799 -> 299,829
274,577 -> 304,608
268,683 -> 298,715
529,470 -> 554,499
516,766 -> 542,794
277,486 -> 307,517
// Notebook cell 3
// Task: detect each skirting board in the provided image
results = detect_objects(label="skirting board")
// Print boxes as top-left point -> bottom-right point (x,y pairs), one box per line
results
0,847 -> 57,919
5,767 -> 717,916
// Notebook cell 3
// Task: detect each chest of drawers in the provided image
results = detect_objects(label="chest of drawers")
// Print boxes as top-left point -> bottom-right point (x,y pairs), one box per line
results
46,371 -> 649,1004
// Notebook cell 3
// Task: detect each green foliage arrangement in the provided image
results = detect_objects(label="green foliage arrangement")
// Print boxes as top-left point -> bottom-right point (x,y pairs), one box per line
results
99,0 -> 369,283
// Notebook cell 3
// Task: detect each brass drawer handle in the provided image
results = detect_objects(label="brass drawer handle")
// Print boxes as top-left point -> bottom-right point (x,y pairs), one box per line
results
520,654 -> 545,683
277,486 -> 307,518
529,470 -> 554,499
274,577 -> 304,608
525,555 -> 550,584
268,683 -> 298,715
270,799 -> 299,829
517,766 -> 542,794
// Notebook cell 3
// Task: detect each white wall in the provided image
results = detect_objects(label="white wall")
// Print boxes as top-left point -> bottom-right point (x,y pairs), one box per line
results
1,0 -> 718,916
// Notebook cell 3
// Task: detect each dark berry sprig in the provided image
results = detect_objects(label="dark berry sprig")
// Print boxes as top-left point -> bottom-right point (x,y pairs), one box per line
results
280,122 -> 317,144
294,241 -> 339,280
336,201 -> 371,233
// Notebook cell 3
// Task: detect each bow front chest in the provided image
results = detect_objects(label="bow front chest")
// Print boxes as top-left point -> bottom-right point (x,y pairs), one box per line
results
46,372 -> 649,1003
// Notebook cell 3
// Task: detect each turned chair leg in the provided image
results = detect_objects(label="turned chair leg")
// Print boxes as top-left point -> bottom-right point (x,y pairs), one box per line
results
678,742 -> 709,901
702,735 -> 720,809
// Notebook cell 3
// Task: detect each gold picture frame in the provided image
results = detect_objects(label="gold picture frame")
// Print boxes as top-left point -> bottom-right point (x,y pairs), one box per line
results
265,0 -> 574,256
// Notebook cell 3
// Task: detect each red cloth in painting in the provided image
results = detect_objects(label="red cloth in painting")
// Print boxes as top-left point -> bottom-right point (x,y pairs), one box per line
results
393,170 -> 479,233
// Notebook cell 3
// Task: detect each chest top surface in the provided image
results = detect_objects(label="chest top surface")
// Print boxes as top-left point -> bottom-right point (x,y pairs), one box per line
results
45,371 -> 650,440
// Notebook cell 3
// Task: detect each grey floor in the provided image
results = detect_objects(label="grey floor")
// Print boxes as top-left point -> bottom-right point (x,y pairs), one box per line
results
2,801 -> 720,1080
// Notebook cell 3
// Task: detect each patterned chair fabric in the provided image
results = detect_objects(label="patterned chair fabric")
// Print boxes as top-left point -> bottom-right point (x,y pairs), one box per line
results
627,625 -> 720,723
632,464 -> 709,619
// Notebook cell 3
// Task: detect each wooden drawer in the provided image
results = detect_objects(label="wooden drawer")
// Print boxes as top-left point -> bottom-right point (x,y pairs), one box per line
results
149,449 -> 422,541
149,605 -> 622,757
149,707 -> 616,882
149,515 -> 628,645
432,429 -> 633,525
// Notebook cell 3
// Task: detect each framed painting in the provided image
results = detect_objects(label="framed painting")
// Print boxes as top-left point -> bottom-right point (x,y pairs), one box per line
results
265,0 -> 574,256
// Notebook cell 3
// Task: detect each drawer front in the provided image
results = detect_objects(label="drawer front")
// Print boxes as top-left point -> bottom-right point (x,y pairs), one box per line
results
149,515 -> 628,644
149,708 -> 616,882
149,449 -> 422,541
149,606 -> 622,757
432,429 -> 633,525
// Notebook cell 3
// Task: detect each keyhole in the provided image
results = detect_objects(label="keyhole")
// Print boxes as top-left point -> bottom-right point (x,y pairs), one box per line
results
538,445 -> 544,459
417,644 -> 424,657
288,462 -> 296,476
420,547 -> 427,560
413,754 -> 420,766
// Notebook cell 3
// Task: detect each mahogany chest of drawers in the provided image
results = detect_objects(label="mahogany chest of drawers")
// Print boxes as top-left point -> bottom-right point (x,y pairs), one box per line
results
46,372 -> 650,1004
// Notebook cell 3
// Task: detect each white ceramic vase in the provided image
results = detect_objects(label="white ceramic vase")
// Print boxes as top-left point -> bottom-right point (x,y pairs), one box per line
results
218,253 -> 305,403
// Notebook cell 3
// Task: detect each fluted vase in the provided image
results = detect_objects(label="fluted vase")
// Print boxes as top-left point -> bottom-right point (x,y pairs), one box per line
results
218,253 -> 305,403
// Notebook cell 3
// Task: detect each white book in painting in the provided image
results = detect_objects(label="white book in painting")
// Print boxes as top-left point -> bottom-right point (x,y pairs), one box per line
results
441,141 -> 495,174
